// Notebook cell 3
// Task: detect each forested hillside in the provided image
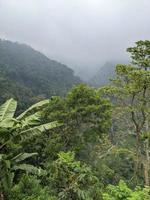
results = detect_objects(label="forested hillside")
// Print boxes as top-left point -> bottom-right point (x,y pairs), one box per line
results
0,40 -> 150,200
0,40 -> 81,111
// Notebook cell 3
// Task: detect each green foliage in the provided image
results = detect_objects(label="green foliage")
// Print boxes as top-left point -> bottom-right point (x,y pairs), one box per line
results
0,39 -> 150,200
127,40 -> 150,69
46,151 -> 101,200
10,175 -> 57,200
0,98 -> 59,198
26,84 -> 112,169
0,39 -> 81,112
103,180 -> 150,200
101,40 -> 150,186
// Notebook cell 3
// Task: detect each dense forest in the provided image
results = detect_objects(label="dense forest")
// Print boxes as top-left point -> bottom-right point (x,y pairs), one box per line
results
0,40 -> 150,200
0,40 -> 81,112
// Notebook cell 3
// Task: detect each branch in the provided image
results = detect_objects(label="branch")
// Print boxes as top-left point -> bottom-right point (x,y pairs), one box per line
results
131,94 -> 138,128
139,84 -> 147,130
98,145 -> 115,159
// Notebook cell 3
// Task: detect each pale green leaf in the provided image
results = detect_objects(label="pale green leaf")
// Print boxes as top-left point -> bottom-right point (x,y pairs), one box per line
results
17,99 -> 49,120
0,118 -> 17,128
0,98 -> 17,121
21,112 -> 41,128
13,164 -> 46,175
11,152 -> 38,163
19,121 -> 62,140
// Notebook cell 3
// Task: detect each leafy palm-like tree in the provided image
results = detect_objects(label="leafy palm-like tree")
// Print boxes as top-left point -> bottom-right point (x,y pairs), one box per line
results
0,98 -> 60,200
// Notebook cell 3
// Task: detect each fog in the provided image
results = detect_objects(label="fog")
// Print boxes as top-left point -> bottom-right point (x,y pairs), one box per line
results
0,0 -> 150,79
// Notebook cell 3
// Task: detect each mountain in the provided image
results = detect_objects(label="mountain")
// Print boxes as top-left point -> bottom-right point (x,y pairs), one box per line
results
89,61 -> 128,87
0,39 -> 81,111
89,62 -> 116,87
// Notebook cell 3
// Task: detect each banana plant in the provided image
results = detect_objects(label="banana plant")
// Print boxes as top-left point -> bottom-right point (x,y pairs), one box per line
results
0,98 -> 62,199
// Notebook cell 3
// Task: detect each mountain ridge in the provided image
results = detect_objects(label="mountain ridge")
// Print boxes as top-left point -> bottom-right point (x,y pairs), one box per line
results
89,60 -> 129,87
0,39 -> 81,111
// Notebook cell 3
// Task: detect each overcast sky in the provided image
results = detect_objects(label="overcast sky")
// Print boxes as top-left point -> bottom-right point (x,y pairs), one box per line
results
0,0 -> 150,78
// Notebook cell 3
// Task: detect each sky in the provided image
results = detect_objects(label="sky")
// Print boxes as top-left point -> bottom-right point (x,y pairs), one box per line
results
0,0 -> 150,79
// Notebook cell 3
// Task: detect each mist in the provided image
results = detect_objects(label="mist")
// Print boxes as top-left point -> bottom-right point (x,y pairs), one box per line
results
0,0 -> 150,79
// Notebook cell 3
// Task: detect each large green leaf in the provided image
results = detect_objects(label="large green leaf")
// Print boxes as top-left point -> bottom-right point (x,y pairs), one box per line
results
19,121 -> 62,141
13,164 -> 46,176
0,154 -> 4,161
17,99 -> 50,120
0,98 -> 17,121
1,171 -> 14,192
11,152 -> 38,163
0,118 -> 17,128
21,112 -> 41,128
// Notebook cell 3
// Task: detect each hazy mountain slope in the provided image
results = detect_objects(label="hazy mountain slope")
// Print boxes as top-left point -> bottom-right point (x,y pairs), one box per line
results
89,62 -> 116,87
0,39 -> 81,110
90,61 -> 129,87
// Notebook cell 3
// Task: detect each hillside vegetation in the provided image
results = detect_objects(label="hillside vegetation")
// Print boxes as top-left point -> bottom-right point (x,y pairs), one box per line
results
0,40 -> 81,111
0,40 -> 150,200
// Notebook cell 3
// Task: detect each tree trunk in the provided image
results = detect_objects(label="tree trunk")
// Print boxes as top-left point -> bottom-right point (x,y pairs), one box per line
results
135,128 -> 141,177
143,139 -> 150,186
144,120 -> 150,186
143,161 -> 150,186
0,192 -> 4,200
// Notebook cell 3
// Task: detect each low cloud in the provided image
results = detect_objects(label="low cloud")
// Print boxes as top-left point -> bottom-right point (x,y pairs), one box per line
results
0,0 -> 150,78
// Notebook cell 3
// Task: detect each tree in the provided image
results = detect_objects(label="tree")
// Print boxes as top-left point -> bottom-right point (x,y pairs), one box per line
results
101,40 -> 150,186
41,84 -> 112,163
0,98 -> 60,199
46,151 -> 101,200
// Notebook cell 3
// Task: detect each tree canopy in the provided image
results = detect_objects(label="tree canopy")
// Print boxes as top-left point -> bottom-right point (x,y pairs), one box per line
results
0,40 -> 150,200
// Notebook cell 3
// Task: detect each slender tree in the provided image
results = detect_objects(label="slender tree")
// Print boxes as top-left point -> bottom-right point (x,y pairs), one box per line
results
102,40 -> 150,185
